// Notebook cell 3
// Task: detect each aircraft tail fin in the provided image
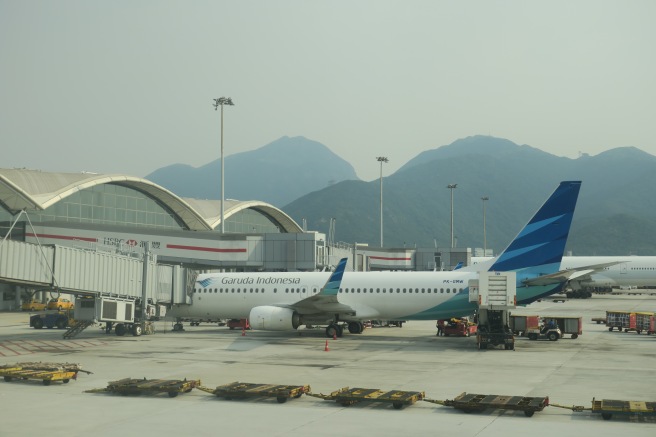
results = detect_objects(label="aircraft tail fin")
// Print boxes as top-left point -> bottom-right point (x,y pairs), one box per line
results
488,181 -> 581,274
318,257 -> 348,296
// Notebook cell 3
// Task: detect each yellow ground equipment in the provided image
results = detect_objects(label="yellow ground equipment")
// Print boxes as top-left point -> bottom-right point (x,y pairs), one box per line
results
0,361 -> 90,385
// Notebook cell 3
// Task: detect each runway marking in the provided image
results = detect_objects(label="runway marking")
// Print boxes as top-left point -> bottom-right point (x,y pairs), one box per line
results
0,339 -> 107,357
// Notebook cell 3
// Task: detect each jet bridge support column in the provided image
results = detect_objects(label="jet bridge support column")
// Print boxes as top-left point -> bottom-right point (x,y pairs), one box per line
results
140,242 -> 150,336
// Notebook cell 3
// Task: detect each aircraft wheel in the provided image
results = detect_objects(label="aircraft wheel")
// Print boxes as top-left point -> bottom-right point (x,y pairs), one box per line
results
325,325 -> 337,338
347,322 -> 361,334
336,324 -> 344,337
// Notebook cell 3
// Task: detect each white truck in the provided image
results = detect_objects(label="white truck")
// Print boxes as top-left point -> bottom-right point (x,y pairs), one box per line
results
469,271 -> 516,350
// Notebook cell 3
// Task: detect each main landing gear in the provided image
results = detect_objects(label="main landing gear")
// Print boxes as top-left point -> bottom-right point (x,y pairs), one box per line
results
325,322 -> 365,337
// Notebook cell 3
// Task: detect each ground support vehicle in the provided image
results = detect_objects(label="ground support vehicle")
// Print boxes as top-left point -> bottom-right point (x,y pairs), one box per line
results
75,296 -> 161,337
442,318 -> 477,337
424,392 -> 550,417
509,314 -> 540,336
470,272 -> 516,350
29,310 -> 74,329
21,300 -> 47,311
86,378 -> 201,397
197,382 -> 310,404
0,362 -> 89,386
526,325 -> 562,341
46,297 -> 74,311
591,398 -> 656,421
307,387 -> 425,410
541,316 -> 583,339
227,318 -> 251,330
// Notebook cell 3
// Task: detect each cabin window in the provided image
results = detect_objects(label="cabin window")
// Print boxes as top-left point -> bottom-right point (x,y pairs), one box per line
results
273,288 -> 277,293
440,288 -> 444,293
403,288 -> 407,293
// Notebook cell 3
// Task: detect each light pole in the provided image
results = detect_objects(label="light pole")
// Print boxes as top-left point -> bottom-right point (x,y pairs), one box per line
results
447,184 -> 457,248
481,196 -> 489,255
376,156 -> 388,247
213,97 -> 234,233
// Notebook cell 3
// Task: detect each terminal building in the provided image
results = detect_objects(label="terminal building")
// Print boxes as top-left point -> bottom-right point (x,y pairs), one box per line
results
0,168 -> 470,310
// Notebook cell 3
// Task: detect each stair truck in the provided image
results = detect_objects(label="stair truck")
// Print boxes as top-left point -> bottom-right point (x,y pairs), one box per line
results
470,271 -> 516,350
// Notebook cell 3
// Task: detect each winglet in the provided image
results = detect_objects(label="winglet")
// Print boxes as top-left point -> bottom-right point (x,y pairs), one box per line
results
453,261 -> 463,270
319,257 -> 348,296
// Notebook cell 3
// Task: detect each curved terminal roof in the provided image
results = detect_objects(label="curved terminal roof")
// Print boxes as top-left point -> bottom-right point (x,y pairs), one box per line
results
0,168 -> 302,233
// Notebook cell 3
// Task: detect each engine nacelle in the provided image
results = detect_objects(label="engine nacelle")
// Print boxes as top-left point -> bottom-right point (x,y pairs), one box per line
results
249,306 -> 301,331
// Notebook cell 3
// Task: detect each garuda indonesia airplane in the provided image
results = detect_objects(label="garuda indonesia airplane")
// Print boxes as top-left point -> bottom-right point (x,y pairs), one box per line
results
170,181 -> 583,338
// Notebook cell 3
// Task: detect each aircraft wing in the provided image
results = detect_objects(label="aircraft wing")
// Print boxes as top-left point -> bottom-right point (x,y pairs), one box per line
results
522,262 -> 624,286
284,257 -> 357,316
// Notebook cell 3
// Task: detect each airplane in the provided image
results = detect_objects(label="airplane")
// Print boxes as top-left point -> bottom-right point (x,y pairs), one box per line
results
472,255 -> 656,297
169,181 -> 582,338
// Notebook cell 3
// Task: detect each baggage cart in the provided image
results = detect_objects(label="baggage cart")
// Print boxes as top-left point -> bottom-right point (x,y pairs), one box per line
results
591,398 -> 656,421
197,382 -> 310,403
0,362 -> 88,385
606,311 -> 635,332
634,312 -> 655,334
86,377 -> 201,397
424,392 -> 549,417
307,386 -> 425,410
509,314 -> 540,336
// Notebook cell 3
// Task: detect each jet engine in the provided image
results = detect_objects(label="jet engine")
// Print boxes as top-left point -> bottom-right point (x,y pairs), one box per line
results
249,306 -> 301,331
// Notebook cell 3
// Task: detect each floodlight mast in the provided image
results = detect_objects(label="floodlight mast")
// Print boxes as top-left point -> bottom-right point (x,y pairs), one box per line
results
481,196 -> 489,255
447,184 -> 458,248
376,156 -> 389,247
213,97 -> 234,233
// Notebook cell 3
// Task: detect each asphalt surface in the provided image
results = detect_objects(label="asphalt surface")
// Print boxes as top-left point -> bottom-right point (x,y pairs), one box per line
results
1,293 -> 655,436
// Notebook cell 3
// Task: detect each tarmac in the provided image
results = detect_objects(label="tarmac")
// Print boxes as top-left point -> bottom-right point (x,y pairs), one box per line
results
1,293 -> 655,437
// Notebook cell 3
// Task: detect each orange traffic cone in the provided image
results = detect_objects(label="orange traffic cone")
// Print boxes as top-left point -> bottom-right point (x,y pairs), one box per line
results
324,339 -> 330,351
333,332 -> 337,340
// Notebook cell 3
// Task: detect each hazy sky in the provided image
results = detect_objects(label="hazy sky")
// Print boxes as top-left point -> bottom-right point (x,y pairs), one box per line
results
2,1 -> 654,181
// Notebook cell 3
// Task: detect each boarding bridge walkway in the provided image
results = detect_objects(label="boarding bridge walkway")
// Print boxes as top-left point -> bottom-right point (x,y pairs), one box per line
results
0,239 -> 190,306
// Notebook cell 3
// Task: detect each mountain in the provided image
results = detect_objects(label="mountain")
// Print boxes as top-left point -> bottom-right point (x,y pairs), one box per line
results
145,136 -> 359,206
145,134 -> 656,255
283,136 -> 656,255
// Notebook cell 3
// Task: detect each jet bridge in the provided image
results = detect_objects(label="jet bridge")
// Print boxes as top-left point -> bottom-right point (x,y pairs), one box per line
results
0,239 -> 192,308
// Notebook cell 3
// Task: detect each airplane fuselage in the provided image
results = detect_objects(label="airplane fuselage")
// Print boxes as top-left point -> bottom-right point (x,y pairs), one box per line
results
169,270 -> 561,323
